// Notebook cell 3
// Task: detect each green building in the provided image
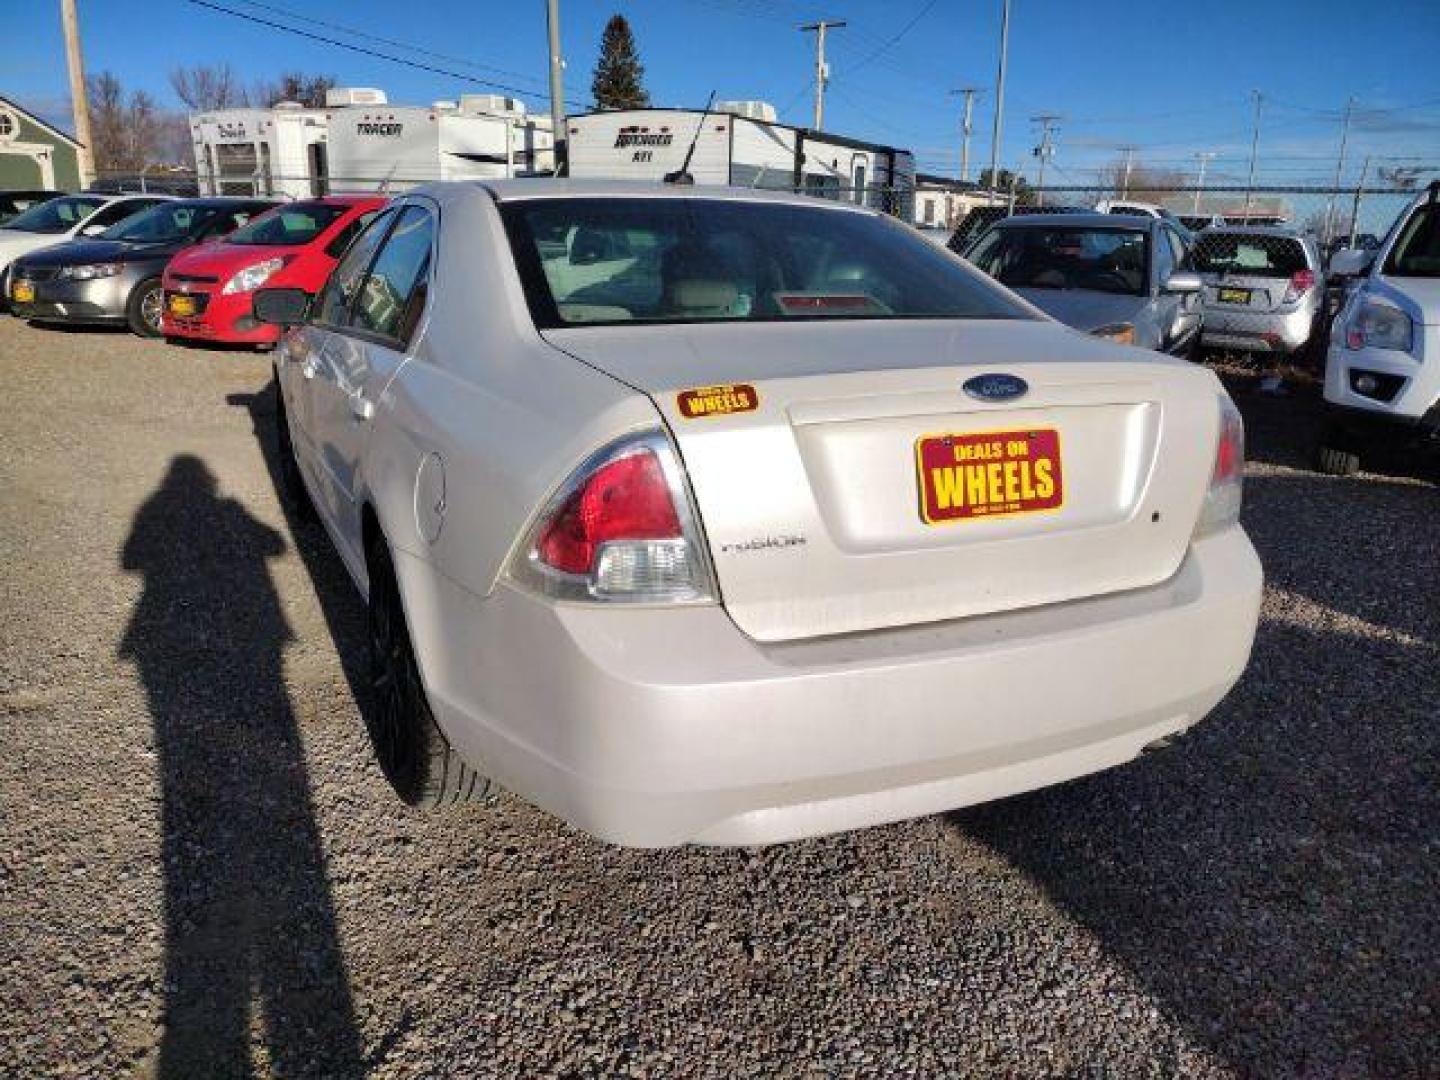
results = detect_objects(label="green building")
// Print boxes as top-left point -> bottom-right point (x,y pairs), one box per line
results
0,95 -> 83,192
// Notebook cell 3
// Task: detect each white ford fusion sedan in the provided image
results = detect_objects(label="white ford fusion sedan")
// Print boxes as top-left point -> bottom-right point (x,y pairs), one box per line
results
256,180 -> 1262,848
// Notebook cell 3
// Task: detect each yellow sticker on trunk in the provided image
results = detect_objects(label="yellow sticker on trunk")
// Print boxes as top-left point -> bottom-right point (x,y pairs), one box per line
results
677,384 -> 758,419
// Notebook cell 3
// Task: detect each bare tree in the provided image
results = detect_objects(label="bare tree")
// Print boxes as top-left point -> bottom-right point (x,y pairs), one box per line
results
1098,158 -> 1186,202
170,64 -> 247,111
87,71 -> 188,174
249,72 -> 336,109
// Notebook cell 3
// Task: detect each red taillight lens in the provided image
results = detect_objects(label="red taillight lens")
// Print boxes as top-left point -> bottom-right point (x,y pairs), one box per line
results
536,450 -> 681,576
1213,406 -> 1244,486
1283,268 -> 1315,304
1196,395 -> 1245,536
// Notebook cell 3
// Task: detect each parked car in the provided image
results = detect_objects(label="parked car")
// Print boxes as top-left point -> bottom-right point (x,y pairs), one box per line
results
946,202 -> 1092,256
0,189 -> 65,225
1316,183 -> 1440,474
0,193 -> 171,304
1095,198 -> 1183,224
162,195 -> 386,346
1189,227 -> 1325,359
1178,213 -> 1223,233
964,212 -> 1202,356
254,181 -> 1261,847
8,197 -> 274,336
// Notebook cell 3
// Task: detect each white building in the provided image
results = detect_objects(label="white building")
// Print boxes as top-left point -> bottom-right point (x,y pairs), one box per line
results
913,173 -> 1007,231
565,102 -> 915,217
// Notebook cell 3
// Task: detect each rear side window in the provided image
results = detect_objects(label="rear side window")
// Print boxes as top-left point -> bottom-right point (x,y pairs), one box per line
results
1384,205 -> 1440,278
1190,234 -> 1307,277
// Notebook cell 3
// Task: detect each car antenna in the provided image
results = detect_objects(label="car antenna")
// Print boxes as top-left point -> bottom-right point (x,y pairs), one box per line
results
664,92 -> 716,186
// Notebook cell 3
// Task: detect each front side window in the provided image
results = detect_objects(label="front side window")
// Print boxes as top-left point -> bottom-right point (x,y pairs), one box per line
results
226,202 -> 348,247
1190,234 -> 1307,277
324,210 -> 380,259
351,205 -> 434,345
1383,205 -> 1440,278
968,226 -> 1149,296
312,207 -> 397,328
503,197 -> 1030,328
2,195 -> 106,234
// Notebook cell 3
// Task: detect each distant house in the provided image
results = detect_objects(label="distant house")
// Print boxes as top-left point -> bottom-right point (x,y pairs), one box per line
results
913,173 -> 1006,230
0,95 -> 83,191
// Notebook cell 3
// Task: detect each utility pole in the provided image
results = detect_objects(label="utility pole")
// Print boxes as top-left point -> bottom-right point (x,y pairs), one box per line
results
1324,96 -> 1356,244
950,87 -> 982,183
1031,113 -> 1059,204
1193,151 -> 1216,214
799,20 -> 845,131
1243,90 -> 1263,216
1350,154 -> 1371,248
1117,144 -> 1137,197
545,0 -> 567,175
987,0 -> 1011,199
60,0 -> 95,186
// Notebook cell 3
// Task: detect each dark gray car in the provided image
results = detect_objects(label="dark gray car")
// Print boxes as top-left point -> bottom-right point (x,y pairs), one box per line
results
964,212 -> 1203,356
9,197 -> 274,336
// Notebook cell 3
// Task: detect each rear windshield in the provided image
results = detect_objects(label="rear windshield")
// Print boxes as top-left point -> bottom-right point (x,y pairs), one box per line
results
1,195 -> 106,234
226,202 -> 347,246
1190,233 -> 1307,277
967,226 -> 1149,296
501,198 -> 1031,328
1384,205 -> 1440,278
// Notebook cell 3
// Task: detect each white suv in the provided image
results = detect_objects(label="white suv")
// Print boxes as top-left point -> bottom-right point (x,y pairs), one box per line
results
1318,184 -> 1440,474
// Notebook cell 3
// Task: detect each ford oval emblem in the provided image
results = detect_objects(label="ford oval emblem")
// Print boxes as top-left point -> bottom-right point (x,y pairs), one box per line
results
963,373 -> 1028,403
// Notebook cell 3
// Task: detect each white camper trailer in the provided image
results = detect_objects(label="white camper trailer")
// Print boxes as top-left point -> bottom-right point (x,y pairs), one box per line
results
565,103 -> 916,217
324,95 -> 555,193
190,100 -> 333,199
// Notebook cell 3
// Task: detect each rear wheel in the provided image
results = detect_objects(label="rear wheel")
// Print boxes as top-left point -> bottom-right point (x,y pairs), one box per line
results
366,534 -> 491,808
126,278 -> 164,338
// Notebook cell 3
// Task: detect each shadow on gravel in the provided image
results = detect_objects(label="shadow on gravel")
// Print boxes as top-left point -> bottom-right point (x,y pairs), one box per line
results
948,468 -> 1439,1075
120,455 -> 364,1079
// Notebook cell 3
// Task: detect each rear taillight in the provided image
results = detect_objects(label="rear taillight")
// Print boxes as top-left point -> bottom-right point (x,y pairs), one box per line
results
1282,268 -> 1315,304
513,431 -> 717,604
1194,394 -> 1244,537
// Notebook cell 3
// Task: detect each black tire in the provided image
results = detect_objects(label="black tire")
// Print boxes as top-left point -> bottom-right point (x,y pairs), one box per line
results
126,277 -> 164,338
366,534 -> 491,807
272,378 -> 316,522
1315,443 -> 1361,476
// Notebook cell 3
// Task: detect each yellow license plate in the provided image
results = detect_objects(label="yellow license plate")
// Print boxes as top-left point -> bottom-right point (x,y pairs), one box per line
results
1218,287 -> 1251,304
917,428 -> 1064,524
11,281 -> 34,304
167,293 -> 198,317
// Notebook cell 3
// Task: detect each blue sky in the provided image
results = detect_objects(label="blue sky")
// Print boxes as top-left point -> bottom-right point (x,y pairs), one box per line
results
7,0 -> 1440,186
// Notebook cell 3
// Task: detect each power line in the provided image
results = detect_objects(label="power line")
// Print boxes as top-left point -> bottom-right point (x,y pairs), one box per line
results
843,0 -> 944,76
178,0 -> 591,109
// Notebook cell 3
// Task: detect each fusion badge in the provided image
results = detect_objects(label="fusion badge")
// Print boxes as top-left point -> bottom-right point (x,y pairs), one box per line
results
677,383 -> 759,419
917,428 -> 1064,524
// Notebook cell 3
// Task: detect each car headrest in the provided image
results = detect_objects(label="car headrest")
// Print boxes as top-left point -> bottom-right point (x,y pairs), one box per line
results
670,279 -> 740,315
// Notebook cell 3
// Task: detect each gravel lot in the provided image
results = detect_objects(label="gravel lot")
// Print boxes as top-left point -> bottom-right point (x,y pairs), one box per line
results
1,318 -> 1436,1079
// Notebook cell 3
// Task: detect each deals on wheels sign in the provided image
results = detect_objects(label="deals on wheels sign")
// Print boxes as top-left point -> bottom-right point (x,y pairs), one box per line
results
916,428 -> 1064,524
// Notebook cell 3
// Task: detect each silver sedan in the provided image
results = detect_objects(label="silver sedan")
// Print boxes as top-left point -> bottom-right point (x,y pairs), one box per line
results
256,181 -> 1261,847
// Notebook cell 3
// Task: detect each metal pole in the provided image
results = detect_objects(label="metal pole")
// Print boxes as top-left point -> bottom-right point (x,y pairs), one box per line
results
800,21 -> 845,131
987,0 -> 1010,199
60,0 -> 95,187
545,0 -> 567,176
951,87 -> 980,183
1349,155 -> 1370,249
1244,90 -> 1262,216
1119,145 -> 1135,198
1031,114 -> 1058,205
1193,151 -> 1214,214
1324,97 -> 1355,244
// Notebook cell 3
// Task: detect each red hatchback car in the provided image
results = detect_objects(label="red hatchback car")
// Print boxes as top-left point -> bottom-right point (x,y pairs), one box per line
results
162,195 -> 386,345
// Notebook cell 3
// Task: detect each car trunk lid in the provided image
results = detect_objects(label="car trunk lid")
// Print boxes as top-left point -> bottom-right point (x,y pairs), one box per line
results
543,319 -> 1221,643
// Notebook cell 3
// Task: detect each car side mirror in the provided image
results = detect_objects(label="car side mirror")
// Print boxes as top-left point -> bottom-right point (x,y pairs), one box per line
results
1329,248 -> 1373,278
1163,271 -> 1203,294
253,287 -> 311,327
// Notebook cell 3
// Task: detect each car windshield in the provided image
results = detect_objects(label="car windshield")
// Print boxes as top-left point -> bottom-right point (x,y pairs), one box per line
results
1,195 -> 107,234
103,203 -> 213,244
967,225 -> 1149,295
1190,233 -> 1307,277
502,197 -> 1031,328
225,202 -> 347,246
1383,205 -> 1440,278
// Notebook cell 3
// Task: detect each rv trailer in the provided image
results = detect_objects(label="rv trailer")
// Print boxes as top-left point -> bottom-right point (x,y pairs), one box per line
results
190,98 -> 337,199
565,102 -> 915,217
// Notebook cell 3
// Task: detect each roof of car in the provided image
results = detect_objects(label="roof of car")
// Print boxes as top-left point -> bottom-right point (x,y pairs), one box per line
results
990,212 -> 1154,231
1198,225 -> 1306,239
466,178 -> 873,212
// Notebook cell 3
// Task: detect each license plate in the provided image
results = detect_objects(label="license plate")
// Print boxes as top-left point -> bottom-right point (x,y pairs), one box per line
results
917,428 -> 1064,524
1217,287 -> 1252,304
167,293 -> 197,317
11,281 -> 34,304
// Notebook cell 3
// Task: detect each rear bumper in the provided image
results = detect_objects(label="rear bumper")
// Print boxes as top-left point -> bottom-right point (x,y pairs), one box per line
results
399,526 -> 1263,847
1201,301 -> 1315,353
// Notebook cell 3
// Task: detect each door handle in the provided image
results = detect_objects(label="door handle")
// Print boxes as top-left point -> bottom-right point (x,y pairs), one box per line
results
349,391 -> 374,422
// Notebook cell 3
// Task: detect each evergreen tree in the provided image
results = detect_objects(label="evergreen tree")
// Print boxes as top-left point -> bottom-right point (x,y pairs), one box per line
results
591,15 -> 649,110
